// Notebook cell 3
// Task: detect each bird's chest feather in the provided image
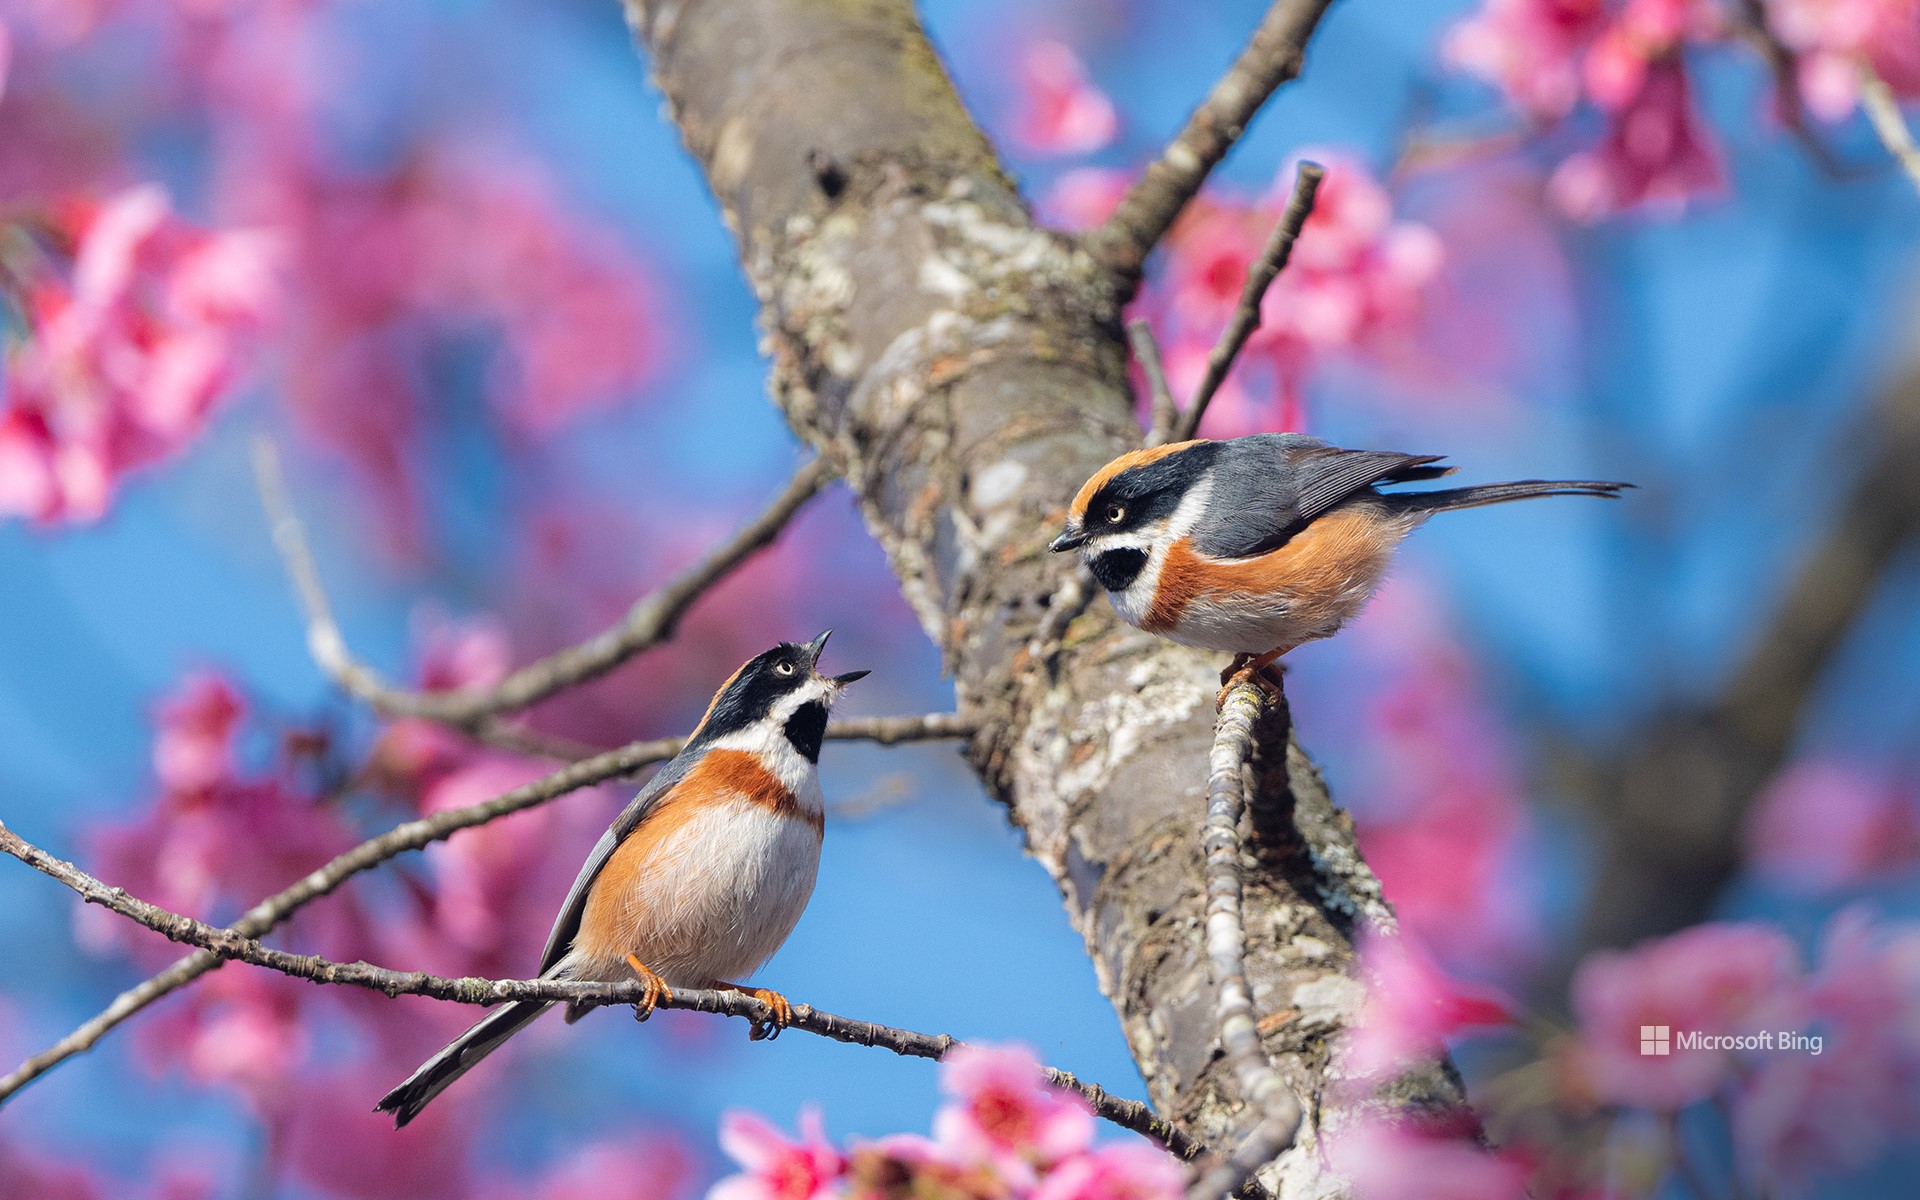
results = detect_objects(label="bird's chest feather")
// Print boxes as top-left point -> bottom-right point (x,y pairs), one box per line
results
573,749 -> 822,977
1143,506 -> 1409,649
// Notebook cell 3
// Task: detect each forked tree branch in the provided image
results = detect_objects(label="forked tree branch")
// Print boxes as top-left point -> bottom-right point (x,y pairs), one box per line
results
0,713 -> 974,1104
253,438 -> 837,728
1087,0 -> 1338,285
615,0 -> 1466,1183
0,818 -> 1209,1163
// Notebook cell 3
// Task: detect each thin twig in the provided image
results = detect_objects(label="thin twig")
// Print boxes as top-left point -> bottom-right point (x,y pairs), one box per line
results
252,437 -> 837,726
1132,318 -> 1181,446
1729,0 -> 1853,177
0,819 -> 1198,1158
1859,63 -> 1920,197
1087,0 -> 1338,283
0,713 -> 972,1105
1188,680 -> 1302,1200
1171,163 -> 1324,444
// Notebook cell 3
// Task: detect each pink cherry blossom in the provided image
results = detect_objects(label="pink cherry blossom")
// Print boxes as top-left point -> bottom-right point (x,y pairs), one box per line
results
1445,0 -> 1609,120
934,1043 -> 1095,1176
1028,1144 -> 1184,1200
151,672 -> 246,795
0,1135 -> 107,1200
526,1138 -> 691,1200
0,184 -> 281,522
1548,59 -> 1723,220
1036,167 -> 1131,231
1569,922 -> 1804,1109
1772,0 -> 1920,119
1326,1116 -> 1529,1200
711,1108 -> 846,1200
1730,911 -> 1920,1185
136,966 -> 310,1098
1011,40 -> 1118,156
1746,759 -> 1920,891
1344,928 -> 1515,1078
1145,153 -> 1442,435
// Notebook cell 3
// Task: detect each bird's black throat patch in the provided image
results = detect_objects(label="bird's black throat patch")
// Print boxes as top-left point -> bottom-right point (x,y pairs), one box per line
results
783,700 -> 830,762
1089,547 -> 1148,593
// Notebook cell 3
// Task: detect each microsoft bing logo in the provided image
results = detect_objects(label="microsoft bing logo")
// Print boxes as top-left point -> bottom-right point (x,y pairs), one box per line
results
1640,1025 -> 1671,1056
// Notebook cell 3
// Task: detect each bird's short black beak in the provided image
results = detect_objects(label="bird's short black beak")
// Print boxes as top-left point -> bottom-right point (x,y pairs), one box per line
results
805,629 -> 832,664
1049,528 -> 1086,553
805,630 -> 866,685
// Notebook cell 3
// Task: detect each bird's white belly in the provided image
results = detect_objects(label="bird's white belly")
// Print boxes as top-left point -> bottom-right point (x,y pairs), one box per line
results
570,798 -> 821,987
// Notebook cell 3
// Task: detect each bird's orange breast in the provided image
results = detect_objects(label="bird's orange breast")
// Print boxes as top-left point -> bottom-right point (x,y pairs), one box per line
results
573,749 -> 820,962
1145,506 -> 1399,632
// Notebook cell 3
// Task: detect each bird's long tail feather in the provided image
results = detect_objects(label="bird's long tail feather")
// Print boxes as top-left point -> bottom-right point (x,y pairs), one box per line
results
374,997 -> 552,1127
1386,479 -> 1630,514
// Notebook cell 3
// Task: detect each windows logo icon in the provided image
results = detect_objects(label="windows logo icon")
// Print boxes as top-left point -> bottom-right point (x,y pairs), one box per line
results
1640,1025 -> 1670,1056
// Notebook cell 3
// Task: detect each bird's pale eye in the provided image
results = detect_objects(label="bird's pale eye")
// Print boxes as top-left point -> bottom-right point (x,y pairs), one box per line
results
774,661 -> 796,677
1105,503 -> 1126,524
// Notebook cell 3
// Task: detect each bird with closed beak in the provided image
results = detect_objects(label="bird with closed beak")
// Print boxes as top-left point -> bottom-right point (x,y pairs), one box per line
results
375,631 -> 867,1128
1050,434 -> 1629,698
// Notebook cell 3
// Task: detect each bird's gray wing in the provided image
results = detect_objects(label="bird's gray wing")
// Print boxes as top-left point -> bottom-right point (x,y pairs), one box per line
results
1192,434 -> 1452,559
535,750 -> 699,975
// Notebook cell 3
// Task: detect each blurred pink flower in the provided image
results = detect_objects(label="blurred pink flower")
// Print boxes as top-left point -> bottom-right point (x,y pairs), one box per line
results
80,670 -> 360,961
137,966 -> 310,1097
1569,923 -> 1804,1109
1773,0 -> 1920,119
0,1135 -> 107,1200
283,1072 -> 475,1200
1029,1144 -> 1184,1200
0,184 -> 281,522
377,611 -> 513,783
711,1108 -> 845,1200
1326,1116 -> 1528,1200
414,755 -> 568,972
1745,759 -> 1920,891
1011,41 -> 1117,156
1583,0 -> 1717,110
1445,0 -> 1608,119
529,1138 -> 691,1200
1548,60 -> 1723,220
1731,911 -> 1920,1184
1345,929 -> 1515,1078
1036,167 -> 1131,231
1145,153 -> 1441,435
151,672 -> 246,795
934,1044 -> 1095,1177
0,21 -> 11,101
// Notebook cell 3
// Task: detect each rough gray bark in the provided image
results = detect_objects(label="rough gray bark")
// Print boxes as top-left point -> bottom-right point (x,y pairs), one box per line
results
622,0 -> 1470,1189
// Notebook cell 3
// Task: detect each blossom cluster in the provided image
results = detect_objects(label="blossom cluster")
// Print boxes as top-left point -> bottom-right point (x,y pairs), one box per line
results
1041,155 -> 1443,436
0,186 -> 281,521
1446,0 -> 1726,219
711,1044 -> 1183,1200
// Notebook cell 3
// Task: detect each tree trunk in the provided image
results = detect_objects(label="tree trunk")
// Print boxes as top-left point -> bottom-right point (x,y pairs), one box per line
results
621,0 -> 1471,1186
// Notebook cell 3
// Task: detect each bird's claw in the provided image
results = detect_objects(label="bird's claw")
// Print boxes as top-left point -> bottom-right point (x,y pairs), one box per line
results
625,953 -> 674,1021
714,981 -> 794,1041
1216,650 -> 1289,711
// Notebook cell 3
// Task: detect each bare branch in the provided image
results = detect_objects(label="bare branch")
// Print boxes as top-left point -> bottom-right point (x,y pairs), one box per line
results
1132,318 -> 1181,446
253,437 -> 837,726
0,818 -> 1202,1160
1171,162 -> 1324,444
1087,0 -> 1338,284
1189,681 -> 1302,1200
0,710 -> 973,1104
1859,64 -> 1920,197
0,734 -> 678,1105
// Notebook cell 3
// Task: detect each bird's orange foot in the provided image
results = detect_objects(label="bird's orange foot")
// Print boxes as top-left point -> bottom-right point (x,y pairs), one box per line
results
1216,648 -> 1290,710
713,981 -> 794,1041
625,954 -> 674,1021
